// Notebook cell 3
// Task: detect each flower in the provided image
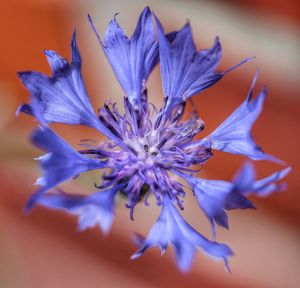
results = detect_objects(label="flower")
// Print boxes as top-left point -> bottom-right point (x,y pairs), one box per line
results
17,7 -> 290,272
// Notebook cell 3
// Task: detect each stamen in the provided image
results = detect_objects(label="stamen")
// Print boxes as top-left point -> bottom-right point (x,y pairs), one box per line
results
144,144 -> 149,152
157,138 -> 168,150
98,115 -> 123,140
104,103 -> 118,122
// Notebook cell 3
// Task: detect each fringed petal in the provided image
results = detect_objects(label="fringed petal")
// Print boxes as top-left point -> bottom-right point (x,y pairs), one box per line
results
25,127 -> 108,211
131,197 -> 233,272
89,7 -> 158,107
37,186 -> 120,234
174,162 -> 290,237
17,32 -> 121,142
155,17 -> 251,115
194,72 -> 283,162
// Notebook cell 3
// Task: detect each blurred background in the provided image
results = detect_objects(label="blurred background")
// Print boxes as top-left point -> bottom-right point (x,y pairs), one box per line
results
0,0 -> 299,287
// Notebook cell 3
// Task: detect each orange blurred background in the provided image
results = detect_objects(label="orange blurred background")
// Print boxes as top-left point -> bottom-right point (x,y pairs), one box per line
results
0,0 -> 299,287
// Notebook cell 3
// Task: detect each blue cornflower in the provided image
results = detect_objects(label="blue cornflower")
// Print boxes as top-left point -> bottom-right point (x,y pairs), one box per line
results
17,7 -> 290,272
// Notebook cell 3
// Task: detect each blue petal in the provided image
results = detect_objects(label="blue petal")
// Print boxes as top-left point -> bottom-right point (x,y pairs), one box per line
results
175,161 -> 290,236
131,197 -> 233,272
232,162 -> 291,197
250,166 -> 291,197
224,189 -> 255,210
174,168 -> 254,237
17,32 -> 120,142
37,186 -> 119,234
155,18 -> 249,115
44,49 -> 69,74
197,71 -> 282,162
26,127 -> 108,211
177,172 -> 233,236
232,161 -> 256,192
89,7 -> 158,106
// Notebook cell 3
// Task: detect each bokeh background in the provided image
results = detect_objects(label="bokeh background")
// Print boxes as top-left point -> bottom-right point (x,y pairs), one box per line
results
0,0 -> 299,287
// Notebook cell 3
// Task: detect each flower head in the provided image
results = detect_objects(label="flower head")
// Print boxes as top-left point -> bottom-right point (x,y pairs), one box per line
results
17,7 -> 290,272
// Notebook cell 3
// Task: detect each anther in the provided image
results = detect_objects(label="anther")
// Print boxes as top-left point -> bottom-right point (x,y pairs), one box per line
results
144,144 -> 149,152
